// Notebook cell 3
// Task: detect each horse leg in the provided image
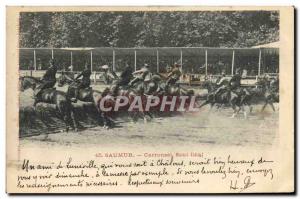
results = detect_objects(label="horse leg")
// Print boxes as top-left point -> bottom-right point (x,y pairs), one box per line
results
199,100 -> 209,109
56,101 -> 73,132
247,102 -> 253,114
261,101 -> 268,112
209,103 -> 215,112
94,103 -> 104,126
241,105 -> 248,119
142,111 -> 147,123
142,110 -> 153,123
131,111 -> 138,122
145,111 -> 153,121
101,112 -> 111,129
70,109 -> 78,132
270,102 -> 276,112
230,104 -> 237,118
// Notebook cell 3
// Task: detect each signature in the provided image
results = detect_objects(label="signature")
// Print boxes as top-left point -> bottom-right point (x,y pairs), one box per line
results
230,176 -> 256,192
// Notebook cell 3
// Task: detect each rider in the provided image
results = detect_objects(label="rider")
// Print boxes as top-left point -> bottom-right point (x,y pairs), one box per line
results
73,62 -> 91,100
270,75 -> 279,93
102,65 -> 117,84
166,62 -> 182,86
111,64 -> 133,96
34,58 -> 57,99
120,64 -> 133,85
229,68 -> 242,90
144,74 -> 162,95
128,63 -> 151,86
213,71 -> 228,100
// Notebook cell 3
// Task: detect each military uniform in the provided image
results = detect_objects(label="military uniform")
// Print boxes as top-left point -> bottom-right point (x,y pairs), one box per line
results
34,61 -> 57,98
270,77 -> 279,93
76,68 -> 91,89
71,67 -> 91,100
129,65 -> 151,86
112,66 -> 133,96
119,66 -> 133,86
166,66 -> 181,85
214,74 -> 228,99
229,73 -> 241,90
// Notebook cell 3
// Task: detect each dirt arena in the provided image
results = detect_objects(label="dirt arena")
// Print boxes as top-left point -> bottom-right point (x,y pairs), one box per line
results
19,84 -> 279,149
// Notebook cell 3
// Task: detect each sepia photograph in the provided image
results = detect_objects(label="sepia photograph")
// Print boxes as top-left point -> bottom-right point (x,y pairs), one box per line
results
6,6 -> 294,194
19,10 -> 279,148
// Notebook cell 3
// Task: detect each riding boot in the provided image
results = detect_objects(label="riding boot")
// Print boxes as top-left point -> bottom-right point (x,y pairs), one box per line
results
72,88 -> 78,102
112,85 -> 119,97
213,93 -> 216,102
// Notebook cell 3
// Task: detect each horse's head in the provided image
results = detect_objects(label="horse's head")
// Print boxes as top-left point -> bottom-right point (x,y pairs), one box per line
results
57,73 -> 73,87
57,73 -> 67,87
19,76 -> 38,91
19,77 -> 25,92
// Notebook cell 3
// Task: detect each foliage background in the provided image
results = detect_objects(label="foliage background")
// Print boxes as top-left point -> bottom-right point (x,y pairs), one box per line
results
19,11 -> 279,48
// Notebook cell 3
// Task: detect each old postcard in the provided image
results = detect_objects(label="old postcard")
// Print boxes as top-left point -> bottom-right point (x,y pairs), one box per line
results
7,6 -> 294,193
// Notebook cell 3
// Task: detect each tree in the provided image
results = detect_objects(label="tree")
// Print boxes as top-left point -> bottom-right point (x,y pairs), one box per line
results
19,11 -> 279,48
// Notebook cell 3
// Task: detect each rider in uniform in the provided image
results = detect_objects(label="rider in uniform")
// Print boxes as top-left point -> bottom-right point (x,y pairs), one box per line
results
128,63 -> 151,86
73,62 -> 91,101
111,64 -> 133,96
270,75 -> 279,93
102,65 -> 118,84
34,58 -> 57,100
119,64 -> 133,86
214,71 -> 228,98
166,62 -> 182,86
229,68 -> 242,90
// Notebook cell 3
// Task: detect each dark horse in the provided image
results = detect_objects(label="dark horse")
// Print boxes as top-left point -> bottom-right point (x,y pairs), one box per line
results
200,80 -> 249,118
245,78 -> 279,112
19,76 -> 78,131
57,73 -> 113,128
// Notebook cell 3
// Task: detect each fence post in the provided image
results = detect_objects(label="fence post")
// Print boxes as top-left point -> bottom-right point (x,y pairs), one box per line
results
70,51 -> 73,71
33,49 -> 37,71
156,49 -> 159,73
231,50 -> 235,76
90,50 -> 93,72
255,75 -> 258,88
113,49 -> 115,71
258,49 -> 262,76
205,49 -> 208,76
51,49 -> 54,59
180,49 -> 183,72
134,50 -> 137,71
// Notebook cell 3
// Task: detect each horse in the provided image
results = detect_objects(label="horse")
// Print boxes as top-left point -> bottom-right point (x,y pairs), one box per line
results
101,70 -> 119,85
57,73 -> 113,128
200,80 -> 249,118
110,79 -> 154,122
130,75 -> 197,113
19,76 -> 78,132
244,79 -> 279,112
